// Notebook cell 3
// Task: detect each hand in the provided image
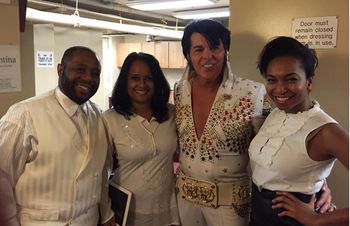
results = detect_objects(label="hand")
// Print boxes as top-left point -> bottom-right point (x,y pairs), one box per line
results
315,180 -> 332,213
101,215 -> 116,226
272,192 -> 318,226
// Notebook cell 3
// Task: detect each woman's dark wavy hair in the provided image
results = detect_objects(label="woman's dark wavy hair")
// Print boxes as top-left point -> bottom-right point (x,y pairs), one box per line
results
181,19 -> 231,59
257,36 -> 318,80
111,52 -> 170,122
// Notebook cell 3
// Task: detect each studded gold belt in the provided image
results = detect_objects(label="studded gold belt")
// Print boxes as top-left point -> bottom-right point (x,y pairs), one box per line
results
176,171 -> 251,217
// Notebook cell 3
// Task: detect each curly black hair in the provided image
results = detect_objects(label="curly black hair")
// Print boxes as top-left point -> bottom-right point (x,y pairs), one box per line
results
257,36 -> 318,79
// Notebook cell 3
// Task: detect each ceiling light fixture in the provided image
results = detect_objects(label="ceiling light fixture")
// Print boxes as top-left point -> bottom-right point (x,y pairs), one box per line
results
173,7 -> 229,19
26,8 -> 183,39
127,0 -> 216,11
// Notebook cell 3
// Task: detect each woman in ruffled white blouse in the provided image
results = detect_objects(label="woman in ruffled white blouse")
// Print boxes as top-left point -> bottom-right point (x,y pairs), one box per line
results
248,36 -> 348,226
102,52 -> 180,226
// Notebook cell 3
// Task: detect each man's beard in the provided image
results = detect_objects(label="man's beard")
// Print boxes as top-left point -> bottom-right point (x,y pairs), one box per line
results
59,72 -> 96,104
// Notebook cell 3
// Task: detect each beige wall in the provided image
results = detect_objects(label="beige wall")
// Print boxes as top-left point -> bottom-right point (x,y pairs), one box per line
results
0,1 -> 35,116
229,0 -> 349,208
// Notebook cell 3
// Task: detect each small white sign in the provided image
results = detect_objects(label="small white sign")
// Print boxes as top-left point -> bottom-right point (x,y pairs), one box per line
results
292,16 -> 338,49
37,51 -> 54,67
0,45 -> 21,93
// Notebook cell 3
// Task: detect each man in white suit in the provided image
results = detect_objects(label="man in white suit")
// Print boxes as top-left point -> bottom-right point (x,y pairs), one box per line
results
0,46 -> 114,226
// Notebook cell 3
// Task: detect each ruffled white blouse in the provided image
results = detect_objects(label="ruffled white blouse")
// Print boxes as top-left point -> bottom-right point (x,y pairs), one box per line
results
249,102 -> 337,194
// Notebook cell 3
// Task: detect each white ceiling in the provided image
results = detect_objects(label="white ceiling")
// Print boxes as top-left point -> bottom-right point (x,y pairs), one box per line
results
27,0 -> 230,29
115,0 -> 230,15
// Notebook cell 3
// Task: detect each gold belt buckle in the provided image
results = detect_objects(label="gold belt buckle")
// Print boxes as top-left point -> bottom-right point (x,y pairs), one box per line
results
231,177 -> 251,218
177,174 -> 218,208
232,177 -> 251,205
